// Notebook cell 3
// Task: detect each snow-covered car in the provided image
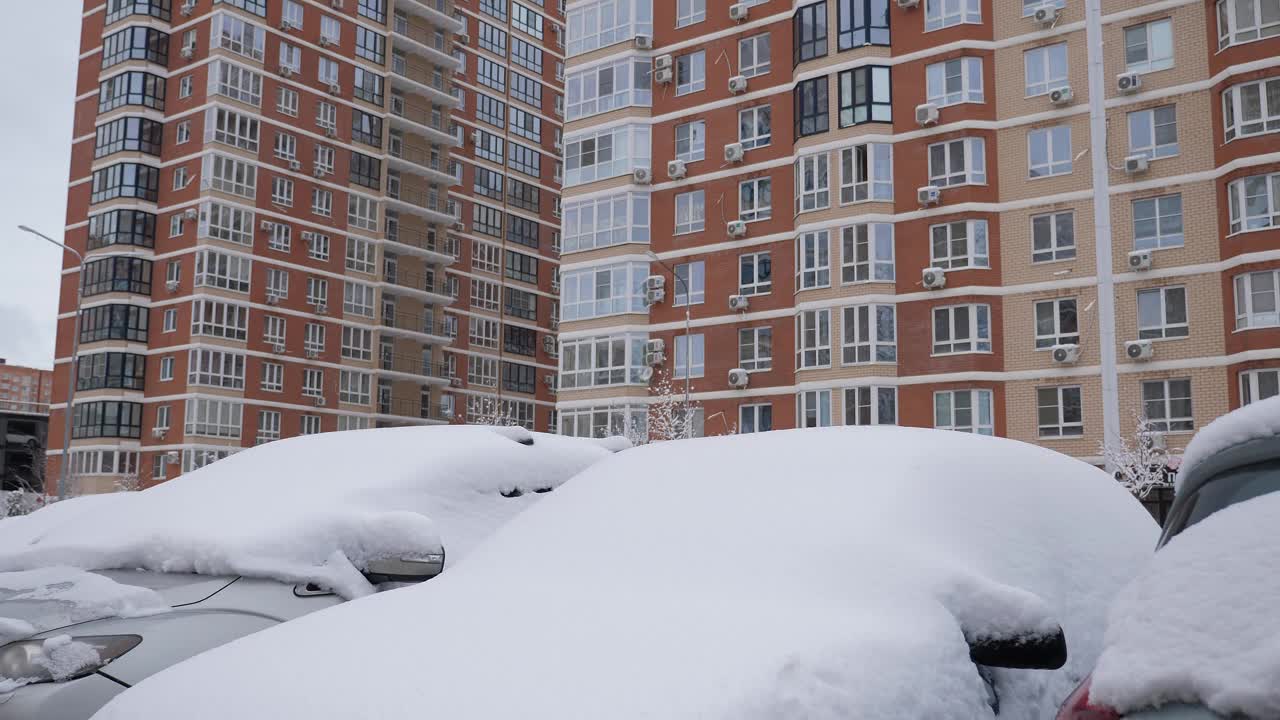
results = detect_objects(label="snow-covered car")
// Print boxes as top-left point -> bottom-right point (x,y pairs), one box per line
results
0,426 -> 619,719
90,426 -> 1157,720
1057,396 -> 1280,720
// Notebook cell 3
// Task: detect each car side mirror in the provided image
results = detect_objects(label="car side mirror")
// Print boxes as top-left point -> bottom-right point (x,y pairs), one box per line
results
967,626 -> 1067,670
362,552 -> 445,585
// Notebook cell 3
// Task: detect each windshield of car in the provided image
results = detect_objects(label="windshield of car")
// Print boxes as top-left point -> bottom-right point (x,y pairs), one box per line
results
1162,458 -> 1280,544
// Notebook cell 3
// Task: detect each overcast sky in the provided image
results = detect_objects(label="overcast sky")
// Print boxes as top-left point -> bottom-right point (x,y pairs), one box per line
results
0,4 -> 82,370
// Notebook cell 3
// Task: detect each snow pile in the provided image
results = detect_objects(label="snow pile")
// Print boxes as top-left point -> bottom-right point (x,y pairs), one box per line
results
34,635 -> 102,681
92,427 -> 1156,720
1090,491 -> 1280,718
1178,395 -> 1280,491
0,427 -> 612,599
0,566 -> 169,641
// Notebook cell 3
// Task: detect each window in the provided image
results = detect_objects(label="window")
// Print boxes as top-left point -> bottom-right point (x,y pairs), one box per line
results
510,72 -> 543,107
505,325 -> 537,356
263,315 -> 286,347
508,216 -> 541,249
1038,386 -> 1083,438
1227,172 -> 1280,234
94,117 -> 163,158
511,37 -> 544,73
738,34 -> 771,78
739,252 -> 772,296
512,4 -> 545,38
273,132 -> 297,162
565,58 -> 653,120
933,304 -> 991,354
88,209 -> 156,249
98,71 -> 165,113
316,101 -> 337,132
348,194 -> 379,231
1128,106 -> 1179,160
472,277 -> 501,312
253,410 -> 281,445
502,361 -> 537,394
1241,368 -> 1280,405
673,334 -> 705,379
797,390 -> 832,428
302,368 -> 325,398
470,317 -> 501,349
187,348 -> 245,389
1143,379 -> 1194,432
840,223 -> 895,283
346,237 -> 375,274
505,287 -> 538,320
839,144 -> 893,203
563,124 -> 652,187
1032,211 -> 1076,262
1217,0 -> 1280,49
837,0 -> 889,48
794,2 -> 828,63
838,66 -> 891,126
928,137 -> 985,186
677,0 -> 705,26
79,304 -> 149,343
566,0 -> 653,56
796,153 -> 830,212
739,106 -> 771,150
352,110 -> 382,149
75,352 -> 146,391
353,67 -> 384,106
509,107 -> 542,143
673,261 -> 705,306
927,57 -> 983,106
481,0 -> 508,21
90,163 -> 159,204
1137,286 -> 1189,340
479,21 -> 508,55
184,398 -> 243,439
925,0 -> 980,30
472,203 -> 504,238
796,309 -> 831,368
107,0 -> 171,25
842,305 -> 896,364
738,327 -> 773,371
675,190 -> 705,234
204,154 -> 257,199
176,121 -> 190,145
102,26 -> 168,68
930,219 -> 989,269
73,401 -> 143,439
1223,77 -> 1280,142
739,404 -> 773,433
675,121 -> 705,163
1028,125 -> 1072,178
1133,194 -> 1184,250
343,281 -> 375,316
317,57 -> 339,86
794,77 -> 829,138
507,142 -> 541,177
214,13 -> 265,61
1235,270 -> 1280,329
271,177 -> 294,207
844,387 -> 897,425
559,334 -> 649,389
739,178 -> 772,222
796,230 -> 831,289
267,222 -> 291,252
179,76 -> 193,98
1124,18 -> 1173,73
505,249 -> 538,284
675,51 -> 705,95
1023,0 -> 1065,14
162,309 -> 176,333
506,177 -> 540,212
1024,43 -> 1068,97
191,299 -> 248,340
82,257 -> 152,296
1035,298 -> 1079,348
306,232 -> 330,260
339,370 -> 371,405
300,415 -> 322,435
934,390 -> 993,435
266,268 -> 289,300
355,26 -> 386,64
194,250 -> 251,293
350,152 -> 382,189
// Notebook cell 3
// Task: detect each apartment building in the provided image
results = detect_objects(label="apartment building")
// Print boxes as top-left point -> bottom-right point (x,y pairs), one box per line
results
556,0 -> 1280,459
446,0 -> 566,429
46,0 -> 563,494
0,361 -> 53,416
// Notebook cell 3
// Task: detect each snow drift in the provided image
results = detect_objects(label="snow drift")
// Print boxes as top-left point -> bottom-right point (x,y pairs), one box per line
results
0,426 -> 613,599
91,427 -> 1156,720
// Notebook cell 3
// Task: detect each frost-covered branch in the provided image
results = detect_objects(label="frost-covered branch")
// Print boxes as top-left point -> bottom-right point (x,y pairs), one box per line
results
1100,413 -> 1179,499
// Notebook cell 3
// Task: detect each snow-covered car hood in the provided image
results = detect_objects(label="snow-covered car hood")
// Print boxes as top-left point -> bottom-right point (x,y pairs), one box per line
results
0,567 -> 172,646
90,427 -> 1156,720
1090,491 -> 1280,719
0,427 -> 615,599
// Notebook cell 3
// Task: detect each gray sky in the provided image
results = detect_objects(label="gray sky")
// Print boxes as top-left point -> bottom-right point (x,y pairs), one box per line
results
0,3 -> 82,370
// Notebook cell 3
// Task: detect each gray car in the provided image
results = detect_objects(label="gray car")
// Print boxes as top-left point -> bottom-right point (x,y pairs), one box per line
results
1056,417 -> 1280,720
0,571 -> 344,718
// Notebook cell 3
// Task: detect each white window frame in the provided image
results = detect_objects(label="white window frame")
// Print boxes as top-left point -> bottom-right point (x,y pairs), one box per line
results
1127,105 -> 1179,160
738,33 -> 770,78
1037,385 -> 1084,438
796,230 -> 831,290
929,219 -> 989,270
932,304 -> 992,355
1028,125 -> 1072,178
796,389 -> 832,428
1124,18 -> 1174,73
928,137 -> 985,187
1032,211 -> 1076,263
924,0 -> 980,31
796,309 -> 832,369
739,252 -> 772,296
1240,368 -> 1280,405
1137,286 -> 1189,340
841,304 -> 896,365
675,50 -> 705,96
1223,77 -> 1280,142
1142,378 -> 1194,432
796,153 -> 830,212
1234,270 -> 1280,330
739,177 -> 771,222
1024,42 -> 1068,97
1216,0 -> 1280,50
673,261 -> 705,307
839,143 -> 893,204
676,0 -> 705,28
843,386 -> 898,426
934,389 -> 994,435
738,105 -> 771,150
1034,297 -> 1080,349
840,223 -> 895,283
1133,194 -> 1184,250
261,361 -> 283,391
675,120 -> 705,163
926,56 -> 983,106
738,326 -> 772,372
675,190 -> 705,234
1227,172 -> 1280,234
673,333 -> 705,379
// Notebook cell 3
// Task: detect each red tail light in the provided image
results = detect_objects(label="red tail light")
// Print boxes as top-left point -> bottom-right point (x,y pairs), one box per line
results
1057,675 -> 1121,720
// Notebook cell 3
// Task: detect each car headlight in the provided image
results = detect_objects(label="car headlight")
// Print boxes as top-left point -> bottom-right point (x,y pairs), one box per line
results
0,634 -> 141,687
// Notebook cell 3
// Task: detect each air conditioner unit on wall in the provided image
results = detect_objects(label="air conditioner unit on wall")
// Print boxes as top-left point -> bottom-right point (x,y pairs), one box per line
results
1128,250 -> 1153,271
1052,344 -> 1081,364
1117,72 -> 1142,94
724,143 -> 745,163
922,267 -> 946,289
1126,340 -> 1154,361
667,160 -> 687,179
1049,86 -> 1073,106
729,294 -> 750,311
915,103 -> 939,126
918,186 -> 941,206
728,368 -> 749,388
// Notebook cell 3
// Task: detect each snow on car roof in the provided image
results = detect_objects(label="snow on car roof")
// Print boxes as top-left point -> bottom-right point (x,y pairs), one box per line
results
1090,490 -> 1280,718
90,427 -> 1157,720
0,427 -> 613,599
1177,395 -> 1280,492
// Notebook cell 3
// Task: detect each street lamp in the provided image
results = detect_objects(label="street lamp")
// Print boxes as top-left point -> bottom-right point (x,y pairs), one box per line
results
645,250 -> 692,436
18,225 -> 83,501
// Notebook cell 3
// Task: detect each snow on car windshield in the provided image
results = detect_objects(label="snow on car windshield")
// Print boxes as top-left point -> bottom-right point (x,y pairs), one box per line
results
1090,490 -> 1280,718
90,427 -> 1157,720
1177,394 -> 1280,491
0,427 -> 612,599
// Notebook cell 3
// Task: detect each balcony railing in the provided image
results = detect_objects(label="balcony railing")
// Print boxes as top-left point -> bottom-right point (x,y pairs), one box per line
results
379,396 -> 454,422
381,309 -> 454,338
389,143 -> 456,182
387,226 -> 458,258
378,350 -> 452,380
385,185 -> 453,216
383,265 -> 450,297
